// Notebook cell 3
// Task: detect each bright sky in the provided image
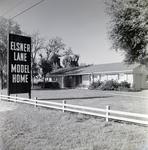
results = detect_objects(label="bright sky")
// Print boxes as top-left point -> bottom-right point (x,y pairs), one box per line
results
0,0 -> 124,65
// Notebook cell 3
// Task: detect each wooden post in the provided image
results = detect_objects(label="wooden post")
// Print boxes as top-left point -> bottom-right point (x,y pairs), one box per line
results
29,92 -> 31,99
106,105 -> 110,122
35,97 -> 37,107
63,100 -> 66,112
15,94 -> 17,103
0,93 -> 1,100
7,33 -> 10,97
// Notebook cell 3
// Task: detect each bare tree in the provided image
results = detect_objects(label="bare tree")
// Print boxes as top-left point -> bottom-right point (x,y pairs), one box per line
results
45,37 -> 65,59
0,17 -> 22,89
30,31 -> 45,86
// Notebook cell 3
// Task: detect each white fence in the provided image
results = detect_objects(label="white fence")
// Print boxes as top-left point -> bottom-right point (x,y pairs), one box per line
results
1,93 -> 148,125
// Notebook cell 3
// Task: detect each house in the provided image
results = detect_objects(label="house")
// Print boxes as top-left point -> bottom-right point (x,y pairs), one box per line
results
46,62 -> 148,89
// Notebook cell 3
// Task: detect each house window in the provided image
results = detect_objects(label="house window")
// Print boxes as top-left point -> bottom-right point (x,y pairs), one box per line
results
119,73 -> 125,81
126,74 -> 133,83
107,74 -> 118,80
101,74 -> 106,81
82,75 -> 89,81
52,77 -> 57,81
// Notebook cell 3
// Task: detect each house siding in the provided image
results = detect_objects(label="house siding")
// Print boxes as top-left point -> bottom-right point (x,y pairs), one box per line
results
133,66 -> 148,89
49,63 -> 148,89
82,75 -> 90,87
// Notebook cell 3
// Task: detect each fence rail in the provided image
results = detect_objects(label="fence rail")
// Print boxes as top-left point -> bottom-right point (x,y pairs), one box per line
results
1,93 -> 148,125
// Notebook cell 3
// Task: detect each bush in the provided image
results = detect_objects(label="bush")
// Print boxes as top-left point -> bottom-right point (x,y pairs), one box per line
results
88,80 -> 102,90
120,81 -> 130,88
38,81 -> 60,89
99,80 -> 120,91
88,80 -> 131,91
117,81 -> 131,91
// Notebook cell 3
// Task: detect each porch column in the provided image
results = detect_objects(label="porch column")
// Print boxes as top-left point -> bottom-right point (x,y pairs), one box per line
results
73,76 -> 75,88
89,74 -> 91,85
61,76 -> 64,88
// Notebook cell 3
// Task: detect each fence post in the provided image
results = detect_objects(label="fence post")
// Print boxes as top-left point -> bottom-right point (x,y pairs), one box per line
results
0,93 -> 2,100
106,105 -> 110,122
15,94 -> 17,103
35,97 -> 37,107
63,100 -> 66,112
0,93 -> 2,101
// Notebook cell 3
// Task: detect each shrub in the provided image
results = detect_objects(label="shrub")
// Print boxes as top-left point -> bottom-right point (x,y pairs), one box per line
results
88,80 -> 102,90
38,81 -> 60,89
78,83 -> 88,89
120,81 -> 130,88
117,81 -> 130,91
99,80 -> 120,91
88,79 -> 132,91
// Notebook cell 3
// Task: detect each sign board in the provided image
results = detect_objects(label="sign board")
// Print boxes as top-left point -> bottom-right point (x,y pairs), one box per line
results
8,34 -> 31,95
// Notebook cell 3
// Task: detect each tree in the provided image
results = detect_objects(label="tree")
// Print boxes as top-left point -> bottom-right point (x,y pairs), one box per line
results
62,55 -> 72,68
62,48 -> 80,68
50,53 -> 62,70
30,31 -> 45,86
46,37 -> 65,59
30,31 -> 45,65
38,54 -> 52,87
45,37 -> 65,69
32,62 -> 39,86
105,0 -> 148,66
0,17 -> 22,89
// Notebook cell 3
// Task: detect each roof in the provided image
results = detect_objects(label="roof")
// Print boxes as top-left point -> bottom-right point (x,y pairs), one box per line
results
49,62 -> 140,76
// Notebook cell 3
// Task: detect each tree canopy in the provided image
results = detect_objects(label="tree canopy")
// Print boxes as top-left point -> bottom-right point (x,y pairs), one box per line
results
105,0 -> 148,66
62,48 -> 80,68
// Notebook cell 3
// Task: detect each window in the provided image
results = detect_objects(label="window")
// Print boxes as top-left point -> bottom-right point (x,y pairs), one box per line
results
119,73 -> 125,80
101,74 -> 106,81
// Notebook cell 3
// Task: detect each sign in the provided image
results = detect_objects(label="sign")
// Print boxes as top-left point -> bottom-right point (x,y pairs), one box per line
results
8,34 -> 31,95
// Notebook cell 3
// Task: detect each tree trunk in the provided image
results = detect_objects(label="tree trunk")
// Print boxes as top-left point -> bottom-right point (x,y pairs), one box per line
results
43,74 -> 46,88
0,69 -> 3,90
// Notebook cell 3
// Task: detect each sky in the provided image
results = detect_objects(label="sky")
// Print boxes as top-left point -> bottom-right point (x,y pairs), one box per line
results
0,0 -> 124,65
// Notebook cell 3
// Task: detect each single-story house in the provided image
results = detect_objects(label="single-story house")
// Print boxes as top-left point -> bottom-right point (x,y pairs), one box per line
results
46,62 -> 148,89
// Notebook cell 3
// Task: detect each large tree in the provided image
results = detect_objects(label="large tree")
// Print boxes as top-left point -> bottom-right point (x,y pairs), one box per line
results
45,37 -> 65,69
105,0 -> 148,66
0,17 -> 22,89
62,48 -> 80,68
30,31 -> 45,86
38,54 -> 52,87
46,37 -> 65,59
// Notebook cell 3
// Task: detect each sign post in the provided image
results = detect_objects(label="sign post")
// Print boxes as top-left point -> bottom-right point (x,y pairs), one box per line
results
8,34 -> 31,98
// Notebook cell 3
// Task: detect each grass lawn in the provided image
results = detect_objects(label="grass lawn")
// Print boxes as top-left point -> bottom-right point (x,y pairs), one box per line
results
0,102 -> 148,150
0,89 -> 148,149
1,88 -> 148,114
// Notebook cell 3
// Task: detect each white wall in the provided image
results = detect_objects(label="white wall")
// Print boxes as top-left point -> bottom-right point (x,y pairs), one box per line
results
133,66 -> 148,89
82,75 -> 90,86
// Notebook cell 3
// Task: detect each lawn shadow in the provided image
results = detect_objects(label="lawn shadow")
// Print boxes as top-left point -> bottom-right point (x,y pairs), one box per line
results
38,95 -> 113,101
31,87 -> 72,91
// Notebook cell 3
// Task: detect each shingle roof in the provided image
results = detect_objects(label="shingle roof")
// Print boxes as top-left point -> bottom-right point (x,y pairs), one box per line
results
50,62 -> 140,76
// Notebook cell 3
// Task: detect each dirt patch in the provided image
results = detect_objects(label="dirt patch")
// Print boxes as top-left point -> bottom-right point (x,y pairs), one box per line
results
0,100 -> 18,112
